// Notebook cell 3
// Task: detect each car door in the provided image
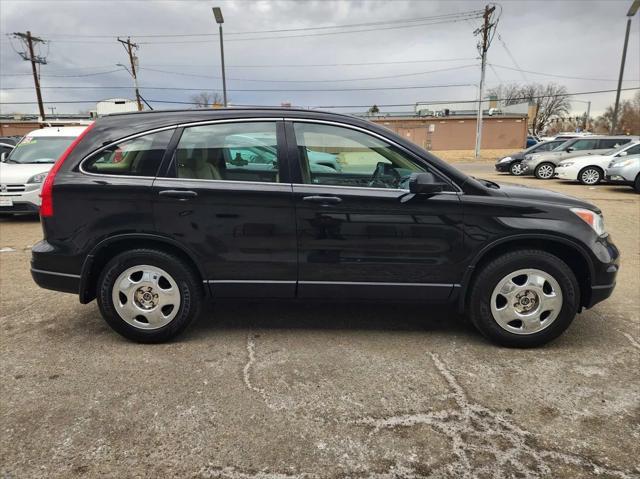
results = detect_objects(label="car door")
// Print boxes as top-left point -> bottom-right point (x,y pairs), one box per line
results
286,120 -> 464,301
152,120 -> 297,298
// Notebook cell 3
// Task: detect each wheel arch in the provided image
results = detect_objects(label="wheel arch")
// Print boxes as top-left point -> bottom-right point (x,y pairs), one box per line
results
458,235 -> 595,314
79,234 -> 206,304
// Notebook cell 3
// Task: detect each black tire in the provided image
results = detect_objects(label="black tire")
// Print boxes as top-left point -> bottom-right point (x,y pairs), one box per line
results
578,166 -> 603,185
509,161 -> 524,176
468,250 -> 580,348
97,249 -> 202,343
534,162 -> 555,180
634,174 -> 640,193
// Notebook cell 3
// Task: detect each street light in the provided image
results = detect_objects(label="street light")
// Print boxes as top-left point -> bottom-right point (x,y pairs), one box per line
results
213,7 -> 228,107
611,0 -> 639,134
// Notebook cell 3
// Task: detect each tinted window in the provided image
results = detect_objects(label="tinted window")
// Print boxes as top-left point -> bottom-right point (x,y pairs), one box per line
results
533,141 -> 562,152
84,129 -> 174,176
570,139 -> 599,150
293,122 -> 434,190
174,122 -> 279,183
599,138 -> 630,149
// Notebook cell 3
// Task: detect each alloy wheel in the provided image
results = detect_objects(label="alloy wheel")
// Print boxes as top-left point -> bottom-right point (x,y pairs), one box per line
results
490,268 -> 563,335
536,164 -> 554,179
111,265 -> 181,330
580,168 -> 601,185
510,162 -> 524,175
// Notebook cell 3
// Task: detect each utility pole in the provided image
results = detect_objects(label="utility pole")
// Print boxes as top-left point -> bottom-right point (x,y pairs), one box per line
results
213,7 -> 228,107
611,0 -> 639,134
474,4 -> 496,159
12,31 -> 47,120
117,37 -> 143,111
584,101 -> 591,131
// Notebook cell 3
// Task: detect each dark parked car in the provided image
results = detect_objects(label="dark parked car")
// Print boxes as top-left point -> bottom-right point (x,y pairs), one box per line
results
31,109 -> 619,347
525,135 -> 540,148
495,139 -> 566,176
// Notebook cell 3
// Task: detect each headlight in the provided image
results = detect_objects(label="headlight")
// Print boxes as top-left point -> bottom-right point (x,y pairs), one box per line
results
499,156 -> 512,163
571,208 -> 606,236
524,155 -> 532,161
559,162 -> 573,167
27,172 -> 48,184
609,159 -> 634,168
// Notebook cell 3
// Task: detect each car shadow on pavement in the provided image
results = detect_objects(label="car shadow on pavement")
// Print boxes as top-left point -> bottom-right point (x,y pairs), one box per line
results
0,214 -> 40,223
181,300 -> 483,343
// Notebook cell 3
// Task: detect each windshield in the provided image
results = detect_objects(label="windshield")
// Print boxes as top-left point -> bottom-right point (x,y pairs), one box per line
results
604,142 -> 635,156
5,136 -> 76,164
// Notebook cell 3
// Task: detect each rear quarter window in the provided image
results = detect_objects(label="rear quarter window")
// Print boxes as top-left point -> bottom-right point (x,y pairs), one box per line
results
83,129 -> 174,177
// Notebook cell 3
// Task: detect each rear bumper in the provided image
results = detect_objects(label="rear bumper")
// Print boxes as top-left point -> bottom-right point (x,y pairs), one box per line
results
31,267 -> 80,294
31,239 -> 82,294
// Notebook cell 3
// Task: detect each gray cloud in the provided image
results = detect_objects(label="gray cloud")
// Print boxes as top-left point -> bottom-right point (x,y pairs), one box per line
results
1,0 -> 638,116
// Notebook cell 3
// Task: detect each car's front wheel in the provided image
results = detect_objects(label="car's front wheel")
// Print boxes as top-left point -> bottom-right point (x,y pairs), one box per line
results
634,174 -> 639,193
97,249 -> 202,343
578,166 -> 603,185
534,162 -> 555,179
468,250 -> 579,347
509,161 -> 524,176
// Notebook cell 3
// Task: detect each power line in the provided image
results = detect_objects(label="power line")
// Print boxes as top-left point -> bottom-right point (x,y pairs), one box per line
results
2,83 -> 476,93
42,13 -> 485,45
489,64 -> 639,82
136,64 -> 478,83
37,10 -> 485,39
2,87 -> 638,107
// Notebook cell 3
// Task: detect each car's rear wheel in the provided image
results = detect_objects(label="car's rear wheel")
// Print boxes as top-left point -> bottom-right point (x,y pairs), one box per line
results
97,249 -> 202,343
578,166 -> 603,185
509,161 -> 524,176
468,250 -> 579,347
534,162 -> 555,179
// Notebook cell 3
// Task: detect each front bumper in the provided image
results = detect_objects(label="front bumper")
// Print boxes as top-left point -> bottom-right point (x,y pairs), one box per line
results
585,234 -> 620,308
495,161 -> 512,172
0,185 -> 41,214
605,167 -> 634,185
554,166 -> 578,180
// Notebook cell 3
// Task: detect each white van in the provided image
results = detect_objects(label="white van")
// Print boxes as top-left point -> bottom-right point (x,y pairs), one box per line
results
0,126 -> 88,214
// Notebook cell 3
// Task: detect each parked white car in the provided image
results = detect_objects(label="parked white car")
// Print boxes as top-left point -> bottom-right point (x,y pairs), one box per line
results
555,141 -> 640,185
0,126 -> 88,214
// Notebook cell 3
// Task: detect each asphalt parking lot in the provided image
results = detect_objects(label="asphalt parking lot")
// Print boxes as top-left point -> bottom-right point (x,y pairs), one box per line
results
1,164 -> 638,479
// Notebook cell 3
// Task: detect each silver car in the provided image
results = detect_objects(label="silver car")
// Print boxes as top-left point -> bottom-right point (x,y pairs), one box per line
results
605,154 -> 640,192
521,136 -> 639,179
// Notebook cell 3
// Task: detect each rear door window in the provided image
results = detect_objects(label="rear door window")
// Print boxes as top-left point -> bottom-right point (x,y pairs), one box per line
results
173,122 -> 281,183
83,129 -> 174,176
599,138 -> 630,149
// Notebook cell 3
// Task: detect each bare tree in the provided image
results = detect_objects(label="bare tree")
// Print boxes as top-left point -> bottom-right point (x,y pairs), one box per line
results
487,83 -> 570,134
189,92 -> 223,108
594,91 -> 640,135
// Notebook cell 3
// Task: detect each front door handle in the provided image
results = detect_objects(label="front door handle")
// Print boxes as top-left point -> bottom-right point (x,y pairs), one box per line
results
159,189 -> 198,200
302,195 -> 342,205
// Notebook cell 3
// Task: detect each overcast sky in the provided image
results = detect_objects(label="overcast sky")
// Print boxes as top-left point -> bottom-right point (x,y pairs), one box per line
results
0,0 -> 638,117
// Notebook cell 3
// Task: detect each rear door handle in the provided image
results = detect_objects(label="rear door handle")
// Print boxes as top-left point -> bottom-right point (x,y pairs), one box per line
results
159,189 -> 198,200
302,195 -> 342,205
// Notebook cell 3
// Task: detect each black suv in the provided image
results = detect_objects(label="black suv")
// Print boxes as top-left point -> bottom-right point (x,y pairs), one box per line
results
31,109 -> 619,347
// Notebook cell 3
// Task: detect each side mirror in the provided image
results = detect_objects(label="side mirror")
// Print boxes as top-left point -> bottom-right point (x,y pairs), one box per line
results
409,172 -> 445,194
0,152 -> 5,162
565,147 -> 574,152
619,151 -> 628,157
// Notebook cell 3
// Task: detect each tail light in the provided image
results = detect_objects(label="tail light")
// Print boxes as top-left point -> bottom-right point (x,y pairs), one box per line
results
40,122 -> 94,218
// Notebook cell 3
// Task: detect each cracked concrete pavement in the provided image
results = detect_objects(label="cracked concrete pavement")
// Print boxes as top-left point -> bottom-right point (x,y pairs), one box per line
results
1,165 -> 639,478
